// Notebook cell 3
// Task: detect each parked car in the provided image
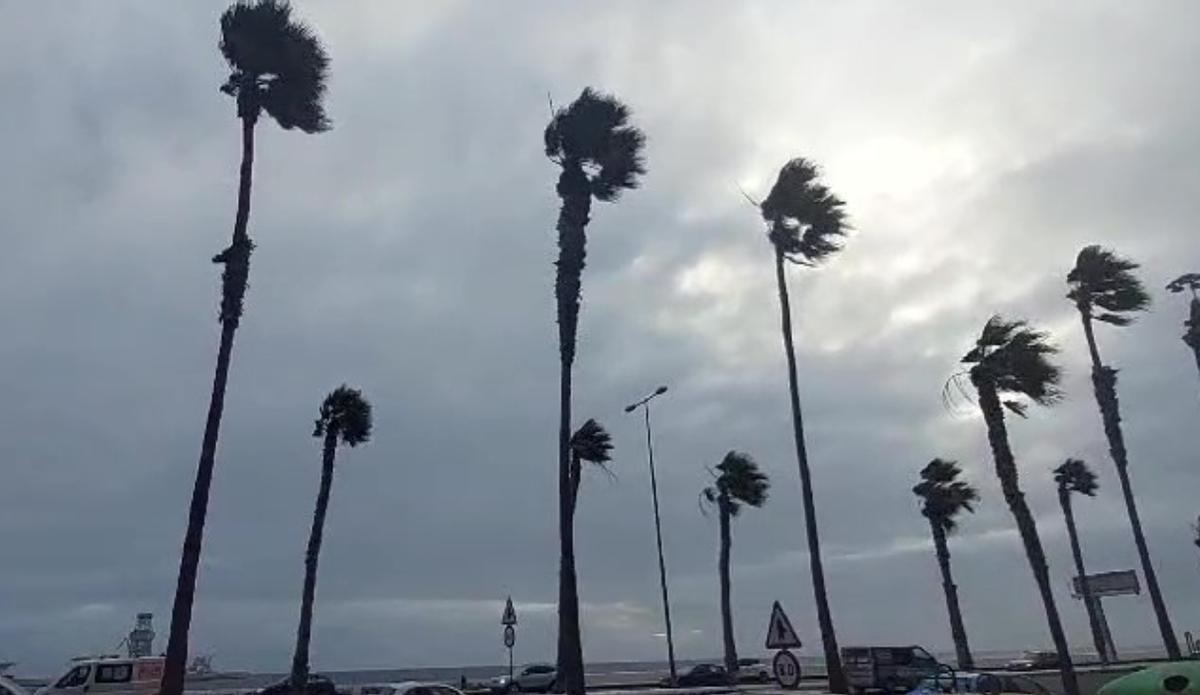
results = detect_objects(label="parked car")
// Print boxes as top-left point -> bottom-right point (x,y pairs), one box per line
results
1004,652 -> 1059,672
343,683 -> 467,695
735,658 -> 772,683
910,671 -> 1053,695
665,664 -> 728,688
488,665 -> 556,694
0,674 -> 30,695
258,674 -> 338,695
842,646 -> 947,693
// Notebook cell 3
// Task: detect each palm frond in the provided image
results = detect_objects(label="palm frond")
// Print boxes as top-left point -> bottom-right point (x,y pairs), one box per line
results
962,315 -> 1062,406
1067,245 -> 1150,322
313,384 -> 372,447
544,87 -> 646,201
759,158 -> 849,265
913,458 -> 979,534
714,451 -> 769,509
1053,458 -> 1098,497
570,418 -> 613,464
220,0 -> 330,132
1166,273 -> 1200,294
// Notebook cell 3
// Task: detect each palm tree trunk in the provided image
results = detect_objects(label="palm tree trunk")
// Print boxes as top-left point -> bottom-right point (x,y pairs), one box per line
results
1080,314 -> 1181,658
974,379 -> 1079,695
555,164 -> 590,695
718,498 -> 738,679
929,521 -> 973,669
1059,490 -> 1109,665
772,248 -> 845,693
290,431 -> 337,693
1186,296 -> 1200,385
161,113 -> 258,695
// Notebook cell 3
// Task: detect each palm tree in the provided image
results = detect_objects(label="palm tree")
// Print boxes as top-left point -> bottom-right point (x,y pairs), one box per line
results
1067,245 -> 1179,658
956,316 -> 1079,695
1165,273 -> 1200,382
1053,458 -> 1109,664
162,4 -> 329,694
756,157 -> 849,693
912,458 -> 978,670
544,88 -> 645,695
291,386 -> 372,693
701,452 -> 770,680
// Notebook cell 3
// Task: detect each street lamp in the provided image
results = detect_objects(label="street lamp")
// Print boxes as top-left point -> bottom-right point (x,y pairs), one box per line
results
624,385 -> 677,686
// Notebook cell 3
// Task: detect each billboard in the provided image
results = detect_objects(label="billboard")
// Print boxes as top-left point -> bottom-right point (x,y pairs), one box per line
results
1072,570 -> 1139,598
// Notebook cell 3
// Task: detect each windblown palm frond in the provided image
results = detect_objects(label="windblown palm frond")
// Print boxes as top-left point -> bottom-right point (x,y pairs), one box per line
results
544,88 -> 646,201
570,418 -> 613,465
712,451 -> 769,517
1067,246 -> 1150,326
962,315 -> 1062,406
1053,458 -> 1098,497
913,458 -> 978,534
1167,273 -> 1200,294
760,158 -> 849,265
313,385 -> 372,446
220,0 -> 330,132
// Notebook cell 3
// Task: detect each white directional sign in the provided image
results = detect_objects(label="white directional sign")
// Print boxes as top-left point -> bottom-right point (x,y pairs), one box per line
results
502,596 -> 518,626
765,601 -> 802,649
773,650 -> 802,690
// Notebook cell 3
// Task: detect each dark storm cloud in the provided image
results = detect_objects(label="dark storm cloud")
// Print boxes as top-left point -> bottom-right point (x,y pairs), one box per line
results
2,0 -> 1199,676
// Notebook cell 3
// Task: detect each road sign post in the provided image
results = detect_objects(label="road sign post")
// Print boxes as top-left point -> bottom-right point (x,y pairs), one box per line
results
765,601 -> 803,689
502,597 -> 518,679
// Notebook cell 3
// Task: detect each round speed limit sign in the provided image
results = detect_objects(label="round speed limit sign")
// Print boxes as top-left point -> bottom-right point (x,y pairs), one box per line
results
773,649 -> 802,690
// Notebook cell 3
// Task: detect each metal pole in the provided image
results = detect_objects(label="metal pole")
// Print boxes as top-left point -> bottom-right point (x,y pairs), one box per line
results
1091,597 -> 1118,663
643,403 -> 678,686
509,647 -> 513,680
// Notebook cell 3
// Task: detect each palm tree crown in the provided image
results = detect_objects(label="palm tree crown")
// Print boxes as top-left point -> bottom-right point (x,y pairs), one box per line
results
313,385 -> 372,446
570,418 -> 613,465
961,316 -> 1062,414
913,459 -> 978,534
1067,245 -> 1150,326
544,88 -> 646,201
760,158 -> 849,265
220,0 -> 330,132
1054,458 -> 1098,498
703,451 -> 770,516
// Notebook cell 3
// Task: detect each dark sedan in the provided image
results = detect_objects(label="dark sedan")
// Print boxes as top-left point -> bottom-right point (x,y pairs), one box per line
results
663,664 -> 728,688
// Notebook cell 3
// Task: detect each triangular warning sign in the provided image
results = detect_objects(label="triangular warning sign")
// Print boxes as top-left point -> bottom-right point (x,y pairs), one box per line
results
765,601 -> 802,649
502,596 -> 518,626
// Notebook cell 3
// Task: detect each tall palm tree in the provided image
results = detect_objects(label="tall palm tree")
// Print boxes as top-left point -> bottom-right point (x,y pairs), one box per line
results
912,458 -> 978,670
162,4 -> 329,694
956,316 -> 1079,695
1165,273 -> 1200,382
545,88 -> 645,695
701,452 -> 770,680
1067,245 -> 1179,658
291,386 -> 373,693
1053,458 -> 1109,665
756,157 -> 849,693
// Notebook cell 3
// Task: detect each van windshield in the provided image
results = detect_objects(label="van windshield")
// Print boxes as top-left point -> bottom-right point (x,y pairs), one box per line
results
54,666 -> 90,689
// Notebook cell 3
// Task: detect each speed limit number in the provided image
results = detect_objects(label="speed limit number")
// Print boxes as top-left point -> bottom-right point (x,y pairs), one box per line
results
773,649 -> 802,690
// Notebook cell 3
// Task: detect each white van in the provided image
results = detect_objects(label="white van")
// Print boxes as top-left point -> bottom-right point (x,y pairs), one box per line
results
37,657 -> 164,695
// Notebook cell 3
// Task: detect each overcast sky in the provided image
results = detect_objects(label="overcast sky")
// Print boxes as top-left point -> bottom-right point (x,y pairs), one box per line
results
3,0 -> 1200,677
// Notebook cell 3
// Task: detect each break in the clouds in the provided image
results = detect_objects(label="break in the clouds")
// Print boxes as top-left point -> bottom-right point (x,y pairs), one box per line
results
2,0 -> 1199,676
